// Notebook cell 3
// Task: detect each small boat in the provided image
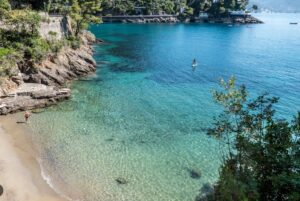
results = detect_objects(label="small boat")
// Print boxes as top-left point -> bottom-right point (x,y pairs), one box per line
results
290,22 -> 298,25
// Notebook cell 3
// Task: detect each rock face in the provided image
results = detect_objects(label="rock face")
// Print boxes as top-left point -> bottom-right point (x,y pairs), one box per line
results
0,84 -> 71,115
0,31 -> 97,115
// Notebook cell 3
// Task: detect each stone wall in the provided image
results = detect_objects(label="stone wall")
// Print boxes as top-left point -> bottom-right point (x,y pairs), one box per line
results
39,13 -> 72,40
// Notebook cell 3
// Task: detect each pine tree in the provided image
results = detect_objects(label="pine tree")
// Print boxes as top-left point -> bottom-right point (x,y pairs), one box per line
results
70,0 -> 102,36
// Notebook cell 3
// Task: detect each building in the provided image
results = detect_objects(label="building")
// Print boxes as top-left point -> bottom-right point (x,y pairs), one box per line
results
199,12 -> 209,18
229,10 -> 250,16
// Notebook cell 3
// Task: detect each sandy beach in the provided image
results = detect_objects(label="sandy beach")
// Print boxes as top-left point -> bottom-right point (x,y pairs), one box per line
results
0,114 -> 67,201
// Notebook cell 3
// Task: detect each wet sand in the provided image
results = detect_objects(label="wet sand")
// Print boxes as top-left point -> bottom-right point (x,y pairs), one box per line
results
0,114 -> 67,201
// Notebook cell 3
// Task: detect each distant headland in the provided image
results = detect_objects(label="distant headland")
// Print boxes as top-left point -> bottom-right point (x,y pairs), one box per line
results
100,0 -> 263,24
101,13 -> 262,24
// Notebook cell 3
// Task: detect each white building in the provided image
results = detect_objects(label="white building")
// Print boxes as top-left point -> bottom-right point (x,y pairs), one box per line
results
199,12 -> 209,18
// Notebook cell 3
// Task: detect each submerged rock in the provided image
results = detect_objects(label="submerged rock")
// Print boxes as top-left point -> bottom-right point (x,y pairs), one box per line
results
116,177 -> 128,185
188,169 -> 202,179
31,108 -> 46,114
105,138 -> 114,142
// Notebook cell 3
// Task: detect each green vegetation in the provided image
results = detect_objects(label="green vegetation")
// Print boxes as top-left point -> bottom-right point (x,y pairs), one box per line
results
69,0 -> 102,36
0,47 -> 20,76
0,0 -> 11,19
0,0 -> 101,77
101,0 -> 249,16
196,77 -> 300,201
0,3 -> 51,66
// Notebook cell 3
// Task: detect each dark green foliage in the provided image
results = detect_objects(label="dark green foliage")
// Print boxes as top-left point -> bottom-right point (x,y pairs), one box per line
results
0,47 -> 20,76
197,77 -> 300,201
102,0 -> 135,15
6,9 -> 41,35
66,36 -> 80,49
69,0 -> 102,36
0,0 -> 11,19
101,0 -> 249,16
1,0 -> 102,78
10,0 -> 48,10
46,0 -> 70,14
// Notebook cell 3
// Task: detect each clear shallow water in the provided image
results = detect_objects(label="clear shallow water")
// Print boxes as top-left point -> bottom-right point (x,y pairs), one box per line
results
30,13 -> 300,201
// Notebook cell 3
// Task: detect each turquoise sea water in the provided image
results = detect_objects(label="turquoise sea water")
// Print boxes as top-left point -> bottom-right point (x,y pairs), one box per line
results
30,14 -> 300,201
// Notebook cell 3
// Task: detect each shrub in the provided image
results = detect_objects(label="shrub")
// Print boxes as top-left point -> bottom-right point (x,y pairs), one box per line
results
6,9 -> 41,36
0,48 -> 13,58
24,37 -> 50,61
67,36 -> 81,50
0,48 -> 20,76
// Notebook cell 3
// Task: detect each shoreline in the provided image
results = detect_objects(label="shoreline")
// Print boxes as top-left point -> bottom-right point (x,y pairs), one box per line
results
0,114 -> 68,201
0,31 -> 98,115
101,14 -> 263,24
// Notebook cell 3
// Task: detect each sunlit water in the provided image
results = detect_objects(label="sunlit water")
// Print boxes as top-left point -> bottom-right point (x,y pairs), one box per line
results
30,13 -> 300,201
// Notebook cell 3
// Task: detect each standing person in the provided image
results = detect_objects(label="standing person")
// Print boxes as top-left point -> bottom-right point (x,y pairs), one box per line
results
192,58 -> 197,71
193,58 -> 197,66
24,111 -> 31,123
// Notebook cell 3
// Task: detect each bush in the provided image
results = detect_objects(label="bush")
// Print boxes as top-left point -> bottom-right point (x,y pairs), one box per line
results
67,36 -> 81,50
0,48 -> 20,76
0,48 -> 13,58
24,37 -> 50,61
6,9 -> 41,36
50,40 -> 64,54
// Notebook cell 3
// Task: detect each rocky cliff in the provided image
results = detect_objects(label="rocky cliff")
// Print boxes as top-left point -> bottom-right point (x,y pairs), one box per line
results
0,31 -> 98,115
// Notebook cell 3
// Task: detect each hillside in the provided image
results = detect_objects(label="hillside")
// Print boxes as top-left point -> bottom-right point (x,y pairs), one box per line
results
250,0 -> 300,12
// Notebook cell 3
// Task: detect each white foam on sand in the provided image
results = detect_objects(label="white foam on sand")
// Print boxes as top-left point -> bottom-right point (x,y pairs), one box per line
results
38,158 -> 80,201
0,117 -> 67,201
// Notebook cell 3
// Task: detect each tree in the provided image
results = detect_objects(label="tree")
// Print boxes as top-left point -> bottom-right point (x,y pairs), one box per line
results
10,0 -> 47,9
69,0 -> 102,36
6,9 -> 41,35
162,0 -> 175,14
45,0 -> 70,14
197,77 -> 300,201
224,0 -> 235,11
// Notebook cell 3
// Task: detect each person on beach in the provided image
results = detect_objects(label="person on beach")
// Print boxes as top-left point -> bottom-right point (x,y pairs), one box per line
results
24,111 -> 31,123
